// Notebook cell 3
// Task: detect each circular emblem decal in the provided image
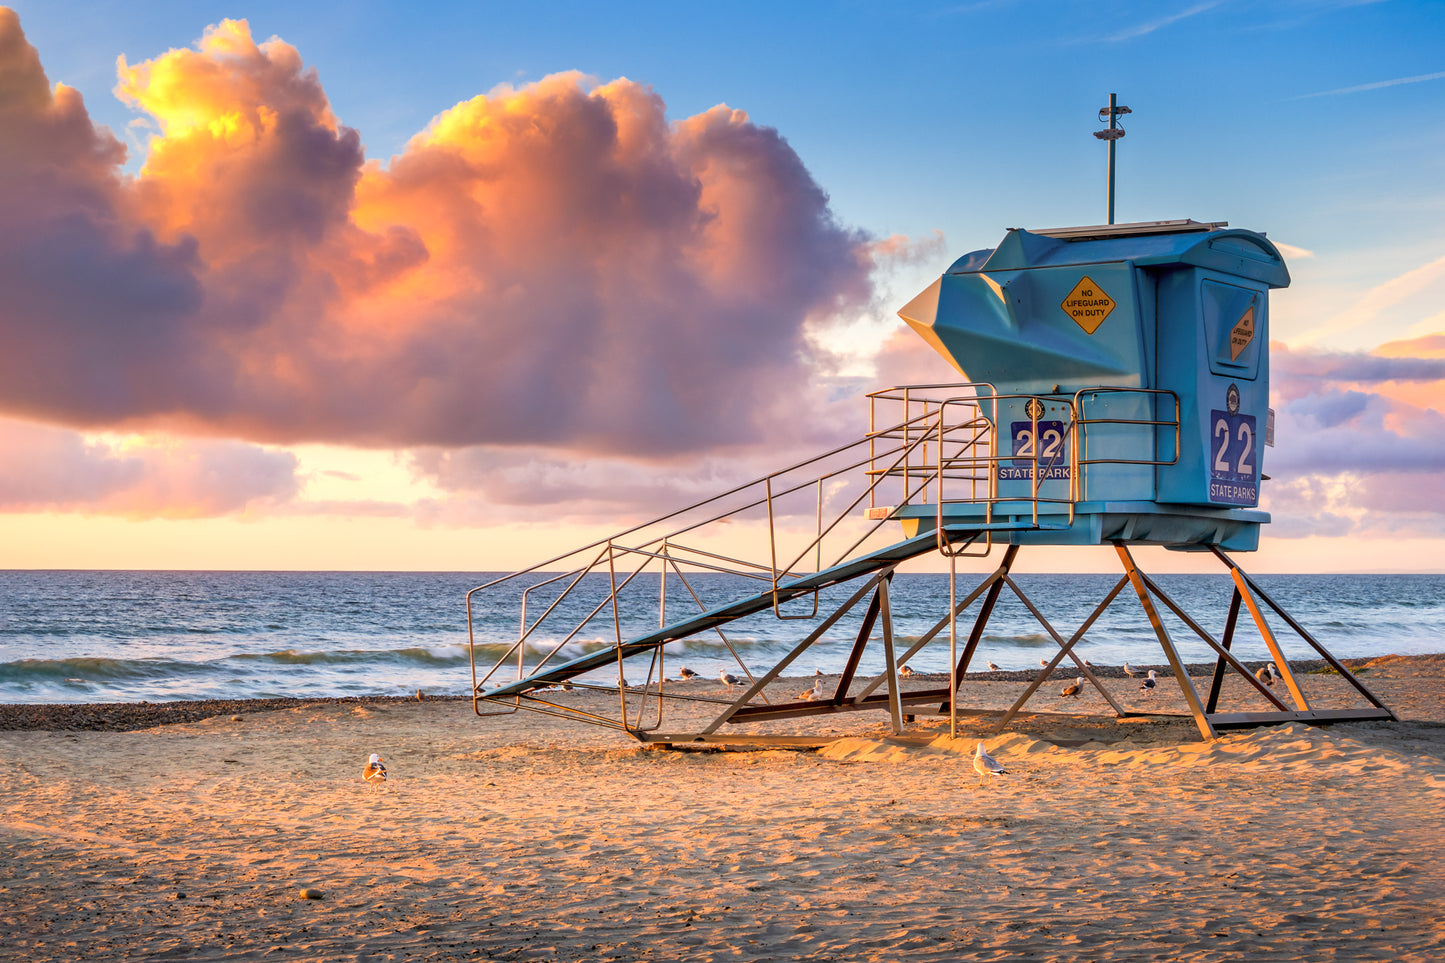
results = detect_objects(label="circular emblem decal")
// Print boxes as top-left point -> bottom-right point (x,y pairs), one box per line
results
1226,383 -> 1240,415
1024,398 -> 1046,420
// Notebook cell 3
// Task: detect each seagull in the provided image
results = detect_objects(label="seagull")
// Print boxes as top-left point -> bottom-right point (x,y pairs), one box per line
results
987,661 -> 1001,672
1038,659 -> 1049,668
363,753 -> 387,787
973,742 -> 1007,780
1122,662 -> 1136,678
899,664 -> 916,678
719,670 -> 742,688
1254,663 -> 1275,687
1139,670 -> 1158,696
1060,677 -> 1084,698
677,667 -> 699,680
798,669 -> 824,701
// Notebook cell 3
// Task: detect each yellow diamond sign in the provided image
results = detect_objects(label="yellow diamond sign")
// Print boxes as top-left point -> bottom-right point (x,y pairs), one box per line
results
1061,276 -> 1115,334
1230,305 -> 1255,360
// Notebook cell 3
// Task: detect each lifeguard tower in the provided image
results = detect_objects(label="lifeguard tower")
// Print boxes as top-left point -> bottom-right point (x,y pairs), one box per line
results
467,219 -> 1394,744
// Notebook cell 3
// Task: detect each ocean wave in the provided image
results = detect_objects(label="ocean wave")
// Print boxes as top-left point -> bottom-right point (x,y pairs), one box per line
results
0,656 -> 219,683
231,645 -> 474,667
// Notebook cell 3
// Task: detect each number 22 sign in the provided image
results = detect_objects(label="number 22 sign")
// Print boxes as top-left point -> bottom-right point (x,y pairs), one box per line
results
999,421 -> 1071,481
1208,411 -> 1257,505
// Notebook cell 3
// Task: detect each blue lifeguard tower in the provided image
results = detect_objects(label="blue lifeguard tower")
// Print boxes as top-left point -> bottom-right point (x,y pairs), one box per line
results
893,218 -> 1281,552
466,220 -> 1394,745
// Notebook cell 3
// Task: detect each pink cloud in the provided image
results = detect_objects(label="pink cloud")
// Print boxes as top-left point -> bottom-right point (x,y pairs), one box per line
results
0,418 -> 298,518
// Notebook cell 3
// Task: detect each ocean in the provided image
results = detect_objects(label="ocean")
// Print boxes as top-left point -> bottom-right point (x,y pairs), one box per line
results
0,570 -> 1442,704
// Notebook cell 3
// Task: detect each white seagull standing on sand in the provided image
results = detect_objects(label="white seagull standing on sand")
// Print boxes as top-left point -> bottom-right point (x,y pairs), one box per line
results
1038,659 -> 1049,668
899,664 -> 915,678
1122,662 -> 1136,678
973,743 -> 1007,780
1060,677 -> 1084,698
719,670 -> 743,688
1139,670 -> 1158,696
363,753 -> 387,787
1254,663 -> 1275,687
987,661 -> 1001,672
677,667 -> 699,680
798,669 -> 825,701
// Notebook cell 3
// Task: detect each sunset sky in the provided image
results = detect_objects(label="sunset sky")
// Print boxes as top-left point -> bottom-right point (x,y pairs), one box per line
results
1,0 -> 1442,573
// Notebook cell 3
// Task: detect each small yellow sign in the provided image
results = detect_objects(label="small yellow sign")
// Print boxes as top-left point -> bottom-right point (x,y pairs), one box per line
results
1061,277 -> 1115,334
1230,305 -> 1255,360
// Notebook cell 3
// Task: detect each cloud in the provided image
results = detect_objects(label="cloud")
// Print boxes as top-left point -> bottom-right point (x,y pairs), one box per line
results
0,417 -> 299,518
1104,2 -> 1221,42
1262,337 -> 1445,535
1292,69 -> 1445,100
0,13 -> 875,460
1273,241 -> 1314,260
1273,342 -> 1445,392
1293,252 -> 1445,346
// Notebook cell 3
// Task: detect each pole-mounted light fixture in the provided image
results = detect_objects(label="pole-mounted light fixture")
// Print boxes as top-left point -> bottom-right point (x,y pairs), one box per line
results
1094,93 -> 1132,225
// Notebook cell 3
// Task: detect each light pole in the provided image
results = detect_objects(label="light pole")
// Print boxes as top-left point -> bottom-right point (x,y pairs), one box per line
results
1094,93 -> 1131,225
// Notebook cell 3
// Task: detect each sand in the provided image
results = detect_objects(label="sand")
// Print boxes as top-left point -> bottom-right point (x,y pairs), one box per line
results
2,655 -> 1444,962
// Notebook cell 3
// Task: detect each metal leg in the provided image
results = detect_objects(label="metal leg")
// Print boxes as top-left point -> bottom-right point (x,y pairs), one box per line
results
850,568 -> 1004,703
1211,548 -> 1396,718
833,585 -> 884,706
1137,571 -> 1289,712
1228,569 -> 1312,712
990,574 -> 1131,734
877,578 -> 904,734
954,546 -> 1020,680
941,545 -> 1018,713
1206,589 -> 1243,714
698,570 -> 896,735
1115,543 -> 1215,740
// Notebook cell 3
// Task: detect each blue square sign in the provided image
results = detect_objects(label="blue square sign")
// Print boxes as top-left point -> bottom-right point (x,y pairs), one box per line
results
998,420 -> 1071,481
1208,410 -> 1258,505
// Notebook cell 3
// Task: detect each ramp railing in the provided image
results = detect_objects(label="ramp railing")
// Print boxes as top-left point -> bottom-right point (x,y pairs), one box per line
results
464,382 -> 1136,732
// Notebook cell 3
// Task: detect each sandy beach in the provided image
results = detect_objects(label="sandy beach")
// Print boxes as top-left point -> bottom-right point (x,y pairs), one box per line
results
2,654 -> 1443,962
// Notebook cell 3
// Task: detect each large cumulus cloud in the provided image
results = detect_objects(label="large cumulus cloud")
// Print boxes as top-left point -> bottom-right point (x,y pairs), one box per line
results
0,12 -> 873,456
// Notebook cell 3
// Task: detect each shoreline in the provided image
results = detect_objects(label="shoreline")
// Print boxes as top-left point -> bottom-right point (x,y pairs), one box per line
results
2,652 -> 1436,733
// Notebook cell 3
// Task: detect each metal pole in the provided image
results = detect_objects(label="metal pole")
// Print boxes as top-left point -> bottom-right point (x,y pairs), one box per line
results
1106,92 -> 1117,225
1094,94 -> 1129,225
948,552 -> 957,738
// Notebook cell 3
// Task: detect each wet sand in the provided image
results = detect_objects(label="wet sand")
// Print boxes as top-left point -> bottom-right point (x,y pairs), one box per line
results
1,654 -> 1443,961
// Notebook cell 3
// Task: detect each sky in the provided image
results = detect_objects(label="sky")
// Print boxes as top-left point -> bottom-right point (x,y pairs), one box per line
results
0,0 -> 1442,573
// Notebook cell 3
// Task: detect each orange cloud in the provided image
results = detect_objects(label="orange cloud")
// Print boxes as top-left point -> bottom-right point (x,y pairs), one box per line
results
0,11 -> 875,458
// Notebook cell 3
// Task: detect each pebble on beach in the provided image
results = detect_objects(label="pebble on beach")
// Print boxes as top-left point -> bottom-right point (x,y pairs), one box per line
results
299,888 -> 325,900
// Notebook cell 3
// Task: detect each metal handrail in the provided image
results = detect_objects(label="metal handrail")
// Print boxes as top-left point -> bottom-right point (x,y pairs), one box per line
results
466,398 -> 994,702
467,381 -> 1183,731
